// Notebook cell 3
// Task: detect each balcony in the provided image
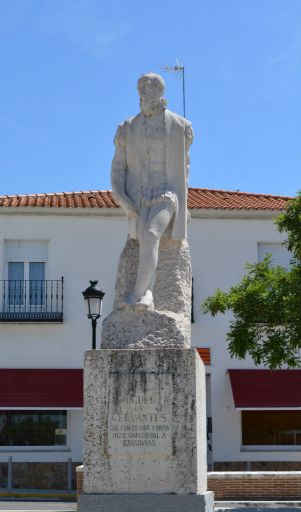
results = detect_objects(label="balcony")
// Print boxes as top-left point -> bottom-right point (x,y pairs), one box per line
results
0,278 -> 64,323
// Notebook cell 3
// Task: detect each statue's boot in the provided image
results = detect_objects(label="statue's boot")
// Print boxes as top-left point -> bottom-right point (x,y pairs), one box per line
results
132,290 -> 154,311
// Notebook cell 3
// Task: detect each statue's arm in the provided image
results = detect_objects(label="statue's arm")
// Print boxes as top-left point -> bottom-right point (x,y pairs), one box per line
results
111,123 -> 137,218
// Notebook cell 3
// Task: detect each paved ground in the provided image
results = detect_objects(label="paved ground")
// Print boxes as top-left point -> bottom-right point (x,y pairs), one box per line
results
0,501 -> 301,511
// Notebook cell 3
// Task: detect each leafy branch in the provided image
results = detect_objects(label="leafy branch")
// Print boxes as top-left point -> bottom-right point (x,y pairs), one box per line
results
202,192 -> 301,369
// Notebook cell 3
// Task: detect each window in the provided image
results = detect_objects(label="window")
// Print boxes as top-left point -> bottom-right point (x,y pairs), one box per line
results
0,410 -> 67,447
8,262 -> 45,306
258,243 -> 292,269
5,240 -> 47,309
242,410 -> 301,446
1,240 -> 63,322
7,262 -> 24,306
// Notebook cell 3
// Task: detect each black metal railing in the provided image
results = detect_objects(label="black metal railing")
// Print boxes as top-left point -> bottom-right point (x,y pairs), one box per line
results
0,278 -> 64,322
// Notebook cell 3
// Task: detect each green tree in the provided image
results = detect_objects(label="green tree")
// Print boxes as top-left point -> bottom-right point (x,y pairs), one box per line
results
202,192 -> 301,369
277,191 -> 301,261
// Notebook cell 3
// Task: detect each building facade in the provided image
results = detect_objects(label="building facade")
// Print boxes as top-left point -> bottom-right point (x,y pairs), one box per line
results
0,187 -> 299,489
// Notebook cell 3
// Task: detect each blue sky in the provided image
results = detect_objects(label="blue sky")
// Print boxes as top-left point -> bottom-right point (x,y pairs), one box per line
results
0,0 -> 300,197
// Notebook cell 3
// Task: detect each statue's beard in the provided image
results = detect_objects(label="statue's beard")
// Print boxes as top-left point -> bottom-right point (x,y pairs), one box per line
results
140,97 -> 167,117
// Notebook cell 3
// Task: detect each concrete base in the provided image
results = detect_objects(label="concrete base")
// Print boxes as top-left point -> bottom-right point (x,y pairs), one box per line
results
79,491 -> 214,512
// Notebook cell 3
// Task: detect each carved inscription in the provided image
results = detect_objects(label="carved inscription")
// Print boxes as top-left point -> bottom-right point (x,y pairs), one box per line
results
108,372 -> 173,454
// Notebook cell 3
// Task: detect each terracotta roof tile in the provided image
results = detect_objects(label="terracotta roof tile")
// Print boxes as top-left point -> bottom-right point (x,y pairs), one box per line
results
196,348 -> 211,366
187,188 -> 290,210
0,188 -> 290,211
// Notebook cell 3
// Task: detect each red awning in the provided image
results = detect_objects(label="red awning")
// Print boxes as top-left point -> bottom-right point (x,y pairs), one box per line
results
228,369 -> 301,408
0,369 -> 83,408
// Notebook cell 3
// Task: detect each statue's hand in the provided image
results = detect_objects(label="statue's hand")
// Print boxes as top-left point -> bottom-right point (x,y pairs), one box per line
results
123,200 -> 138,219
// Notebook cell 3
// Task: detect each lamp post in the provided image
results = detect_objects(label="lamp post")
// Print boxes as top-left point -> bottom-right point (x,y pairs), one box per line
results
82,280 -> 105,349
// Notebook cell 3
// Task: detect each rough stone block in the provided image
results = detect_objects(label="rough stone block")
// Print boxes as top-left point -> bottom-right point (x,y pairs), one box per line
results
83,348 -> 207,495
101,237 -> 192,348
101,309 -> 190,349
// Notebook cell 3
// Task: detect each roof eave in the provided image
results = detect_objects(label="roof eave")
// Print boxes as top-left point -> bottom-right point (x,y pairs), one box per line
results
0,206 -> 124,216
190,208 -> 285,219
0,206 -> 285,219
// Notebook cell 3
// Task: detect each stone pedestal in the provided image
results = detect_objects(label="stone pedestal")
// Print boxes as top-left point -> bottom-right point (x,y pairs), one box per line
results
79,348 -> 213,511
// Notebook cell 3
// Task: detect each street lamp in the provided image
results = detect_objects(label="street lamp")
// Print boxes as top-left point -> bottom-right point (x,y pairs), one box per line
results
82,280 -> 105,349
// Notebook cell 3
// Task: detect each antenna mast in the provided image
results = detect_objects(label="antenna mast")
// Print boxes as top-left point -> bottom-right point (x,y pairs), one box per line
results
161,60 -> 186,117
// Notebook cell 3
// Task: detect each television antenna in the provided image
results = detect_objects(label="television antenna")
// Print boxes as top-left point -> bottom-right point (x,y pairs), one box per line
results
161,60 -> 186,117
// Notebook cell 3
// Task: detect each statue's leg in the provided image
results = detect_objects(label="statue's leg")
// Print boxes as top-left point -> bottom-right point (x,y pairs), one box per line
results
128,202 -> 174,310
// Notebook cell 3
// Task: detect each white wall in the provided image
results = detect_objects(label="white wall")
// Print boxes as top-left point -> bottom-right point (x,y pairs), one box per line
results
188,215 -> 298,462
0,212 -> 127,368
0,211 -> 127,463
0,209 -> 297,464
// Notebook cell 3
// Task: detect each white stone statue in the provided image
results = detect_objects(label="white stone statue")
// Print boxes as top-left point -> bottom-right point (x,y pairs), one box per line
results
111,72 -> 193,312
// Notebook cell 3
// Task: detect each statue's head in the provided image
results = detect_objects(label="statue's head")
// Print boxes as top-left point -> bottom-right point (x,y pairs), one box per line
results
137,73 -> 166,113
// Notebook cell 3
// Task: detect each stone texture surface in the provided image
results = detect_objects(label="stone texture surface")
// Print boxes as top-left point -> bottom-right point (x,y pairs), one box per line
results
83,348 -> 206,495
101,237 -> 192,349
113,238 -> 191,315
101,309 -> 190,349
79,491 -> 214,512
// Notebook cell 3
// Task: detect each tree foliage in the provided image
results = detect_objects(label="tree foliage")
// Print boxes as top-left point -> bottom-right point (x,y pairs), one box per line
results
276,190 -> 301,261
202,192 -> 301,369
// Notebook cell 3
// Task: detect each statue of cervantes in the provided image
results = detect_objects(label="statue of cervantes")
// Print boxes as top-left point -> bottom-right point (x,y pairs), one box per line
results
111,72 -> 193,312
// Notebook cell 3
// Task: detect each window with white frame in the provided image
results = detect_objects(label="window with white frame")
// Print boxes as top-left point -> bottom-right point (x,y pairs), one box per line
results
258,242 -> 292,269
0,410 -> 67,447
5,240 -> 48,308
242,410 -> 301,446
